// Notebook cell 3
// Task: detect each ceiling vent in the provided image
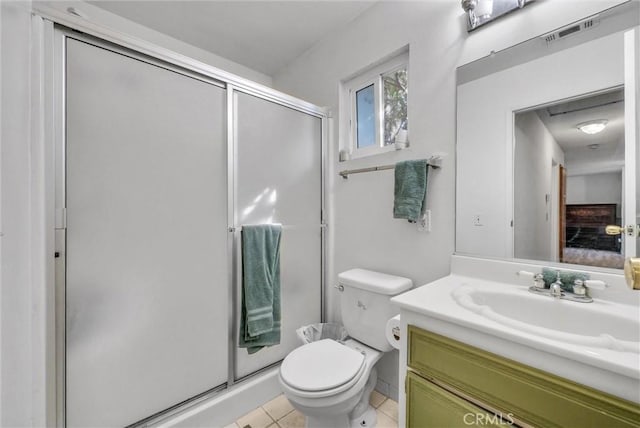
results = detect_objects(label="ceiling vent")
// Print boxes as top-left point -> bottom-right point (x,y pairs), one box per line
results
541,16 -> 600,45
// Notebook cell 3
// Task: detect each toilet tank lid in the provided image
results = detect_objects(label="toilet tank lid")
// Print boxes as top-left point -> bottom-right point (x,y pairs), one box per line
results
338,269 -> 412,295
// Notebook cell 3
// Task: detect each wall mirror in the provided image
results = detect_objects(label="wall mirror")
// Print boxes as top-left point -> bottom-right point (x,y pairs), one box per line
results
456,1 -> 639,271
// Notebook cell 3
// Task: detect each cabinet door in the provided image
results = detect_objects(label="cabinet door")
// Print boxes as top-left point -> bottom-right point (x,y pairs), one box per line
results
406,371 -> 507,428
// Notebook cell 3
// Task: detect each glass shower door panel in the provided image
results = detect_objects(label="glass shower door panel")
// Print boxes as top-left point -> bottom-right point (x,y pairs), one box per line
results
235,92 -> 322,378
66,38 -> 228,427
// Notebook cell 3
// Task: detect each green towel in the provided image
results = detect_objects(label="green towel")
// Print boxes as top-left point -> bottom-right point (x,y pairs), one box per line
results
393,159 -> 428,222
239,224 -> 282,354
542,268 -> 590,292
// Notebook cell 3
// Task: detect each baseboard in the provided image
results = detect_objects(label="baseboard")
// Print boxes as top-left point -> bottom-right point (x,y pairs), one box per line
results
375,379 -> 399,402
154,367 -> 281,427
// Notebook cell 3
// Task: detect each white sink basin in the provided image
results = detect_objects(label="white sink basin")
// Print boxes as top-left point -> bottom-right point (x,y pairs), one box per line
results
391,256 -> 640,403
452,285 -> 640,353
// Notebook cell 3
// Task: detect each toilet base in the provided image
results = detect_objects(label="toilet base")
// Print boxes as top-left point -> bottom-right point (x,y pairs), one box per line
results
350,405 -> 377,428
305,414 -> 350,428
303,369 -> 378,428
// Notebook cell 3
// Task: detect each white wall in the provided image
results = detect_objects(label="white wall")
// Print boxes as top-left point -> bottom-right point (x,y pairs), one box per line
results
567,172 -> 623,216
1,2 -> 40,426
514,111 -> 565,261
272,0 -> 628,400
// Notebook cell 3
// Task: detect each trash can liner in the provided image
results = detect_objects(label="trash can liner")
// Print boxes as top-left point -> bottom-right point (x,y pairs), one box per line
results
296,323 -> 349,344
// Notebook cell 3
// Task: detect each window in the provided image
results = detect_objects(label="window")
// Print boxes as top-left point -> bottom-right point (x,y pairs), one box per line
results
341,52 -> 408,159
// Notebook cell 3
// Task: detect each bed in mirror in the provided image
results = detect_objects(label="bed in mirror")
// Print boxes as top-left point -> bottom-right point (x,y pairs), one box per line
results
455,1 -> 639,271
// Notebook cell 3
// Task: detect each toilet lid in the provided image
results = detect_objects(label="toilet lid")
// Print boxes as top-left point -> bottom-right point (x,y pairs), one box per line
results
280,339 -> 365,392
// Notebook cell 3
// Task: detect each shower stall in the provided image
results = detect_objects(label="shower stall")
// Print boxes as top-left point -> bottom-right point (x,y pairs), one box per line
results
55,28 -> 326,427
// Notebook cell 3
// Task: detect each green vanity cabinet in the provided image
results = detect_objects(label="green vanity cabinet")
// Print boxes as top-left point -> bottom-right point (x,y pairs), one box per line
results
406,326 -> 640,428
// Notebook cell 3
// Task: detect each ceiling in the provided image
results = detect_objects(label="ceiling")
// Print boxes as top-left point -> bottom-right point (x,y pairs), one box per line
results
534,89 -> 625,171
88,1 -> 376,76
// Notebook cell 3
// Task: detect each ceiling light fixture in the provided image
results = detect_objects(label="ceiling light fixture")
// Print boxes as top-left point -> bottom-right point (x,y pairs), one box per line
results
577,119 -> 608,135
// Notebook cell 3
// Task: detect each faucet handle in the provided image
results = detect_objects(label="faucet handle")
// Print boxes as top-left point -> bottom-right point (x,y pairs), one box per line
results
573,279 -> 586,296
533,273 -> 545,289
518,271 -> 545,288
573,279 -> 606,298
584,280 -> 607,290
517,270 -> 535,279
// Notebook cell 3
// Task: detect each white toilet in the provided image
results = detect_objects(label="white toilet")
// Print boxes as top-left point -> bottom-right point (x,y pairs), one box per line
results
278,269 -> 412,428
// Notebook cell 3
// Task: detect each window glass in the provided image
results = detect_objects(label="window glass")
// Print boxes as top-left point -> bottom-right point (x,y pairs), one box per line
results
383,67 -> 408,146
340,50 -> 408,159
356,84 -> 376,148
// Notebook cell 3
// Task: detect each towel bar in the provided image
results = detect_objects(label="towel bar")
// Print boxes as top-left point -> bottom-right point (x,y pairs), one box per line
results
338,156 -> 442,179
228,224 -> 327,233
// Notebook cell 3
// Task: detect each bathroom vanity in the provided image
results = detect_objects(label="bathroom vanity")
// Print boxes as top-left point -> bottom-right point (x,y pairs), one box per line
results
413,2 -> 640,426
392,255 -> 640,427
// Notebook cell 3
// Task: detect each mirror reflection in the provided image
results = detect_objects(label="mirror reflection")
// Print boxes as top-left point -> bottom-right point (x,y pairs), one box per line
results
455,1 -> 639,271
514,89 -> 625,269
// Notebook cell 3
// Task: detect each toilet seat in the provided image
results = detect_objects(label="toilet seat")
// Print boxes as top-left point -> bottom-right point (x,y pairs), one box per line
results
280,339 -> 366,396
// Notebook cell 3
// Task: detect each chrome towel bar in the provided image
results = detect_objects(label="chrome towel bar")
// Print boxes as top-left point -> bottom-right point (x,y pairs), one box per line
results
228,224 -> 327,233
338,155 -> 442,179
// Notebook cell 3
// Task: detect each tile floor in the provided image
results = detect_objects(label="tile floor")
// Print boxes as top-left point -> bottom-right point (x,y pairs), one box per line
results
226,390 -> 398,428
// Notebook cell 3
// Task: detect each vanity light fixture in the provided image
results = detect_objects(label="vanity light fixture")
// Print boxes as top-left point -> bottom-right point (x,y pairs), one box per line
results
577,119 -> 608,135
461,0 -> 532,32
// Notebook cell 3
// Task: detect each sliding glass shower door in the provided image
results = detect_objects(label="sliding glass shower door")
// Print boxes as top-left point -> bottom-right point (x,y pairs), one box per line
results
61,30 -> 325,427
65,37 -> 228,427
233,92 -> 323,379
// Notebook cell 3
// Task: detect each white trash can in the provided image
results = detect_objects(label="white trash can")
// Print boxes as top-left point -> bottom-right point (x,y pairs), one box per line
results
295,322 -> 348,345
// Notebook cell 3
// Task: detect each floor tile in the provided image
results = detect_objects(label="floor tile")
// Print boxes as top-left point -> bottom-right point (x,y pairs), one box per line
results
277,409 -> 305,428
378,398 -> 398,421
262,395 -> 295,421
236,407 -> 274,428
369,390 -> 386,408
376,409 -> 398,428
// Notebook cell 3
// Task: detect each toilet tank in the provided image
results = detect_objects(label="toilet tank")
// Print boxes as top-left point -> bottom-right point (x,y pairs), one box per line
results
338,269 -> 413,352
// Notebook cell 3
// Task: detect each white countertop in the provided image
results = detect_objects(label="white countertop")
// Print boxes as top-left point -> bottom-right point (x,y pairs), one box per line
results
392,265 -> 640,403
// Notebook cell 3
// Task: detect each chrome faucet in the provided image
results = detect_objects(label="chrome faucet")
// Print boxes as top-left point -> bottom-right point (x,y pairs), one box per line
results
524,269 -> 608,303
549,271 -> 563,298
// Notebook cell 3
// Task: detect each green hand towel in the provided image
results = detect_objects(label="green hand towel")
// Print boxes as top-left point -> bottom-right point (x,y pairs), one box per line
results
542,268 -> 590,292
394,159 -> 429,222
239,224 -> 282,354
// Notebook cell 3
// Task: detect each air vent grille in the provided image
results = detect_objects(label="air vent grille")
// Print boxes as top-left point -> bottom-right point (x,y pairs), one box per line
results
541,15 -> 600,45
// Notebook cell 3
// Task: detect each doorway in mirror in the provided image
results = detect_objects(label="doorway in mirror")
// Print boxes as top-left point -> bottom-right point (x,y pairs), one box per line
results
514,89 -> 625,269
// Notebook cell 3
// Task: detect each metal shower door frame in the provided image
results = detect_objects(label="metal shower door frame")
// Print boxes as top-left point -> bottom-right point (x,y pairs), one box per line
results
49,24 -> 328,427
